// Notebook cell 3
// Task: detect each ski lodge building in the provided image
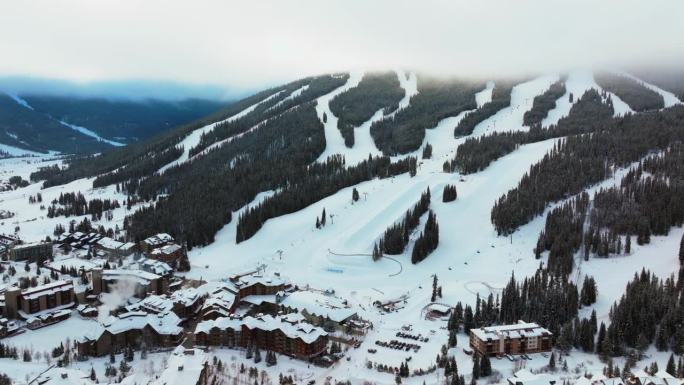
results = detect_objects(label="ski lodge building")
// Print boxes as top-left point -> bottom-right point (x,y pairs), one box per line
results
469,321 -> 553,356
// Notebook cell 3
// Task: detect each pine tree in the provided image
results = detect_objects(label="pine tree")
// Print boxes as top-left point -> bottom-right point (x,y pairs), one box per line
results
679,233 -> 684,262
254,347 -> 261,363
471,355 -> 480,379
549,351 -> 556,370
480,355 -> 491,377
666,354 -> 676,376
431,275 -> 438,302
448,330 -> 458,347
352,188 -> 359,202
321,208 -> 326,227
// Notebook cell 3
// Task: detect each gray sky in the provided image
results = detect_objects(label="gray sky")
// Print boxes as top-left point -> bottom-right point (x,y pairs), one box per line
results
2,0 -> 683,94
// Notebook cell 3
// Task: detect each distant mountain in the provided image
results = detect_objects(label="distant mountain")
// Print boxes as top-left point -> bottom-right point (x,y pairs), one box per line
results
0,92 -> 227,155
21,95 -> 225,143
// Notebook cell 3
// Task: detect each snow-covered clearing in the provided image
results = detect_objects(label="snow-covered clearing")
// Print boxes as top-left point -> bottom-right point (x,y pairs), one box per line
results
392,70 -> 419,115
0,143 -> 45,157
475,81 -> 495,107
0,157 -> 146,243
157,90 -> 284,174
7,94 -> 34,110
58,120 -> 125,147
472,74 -> 559,136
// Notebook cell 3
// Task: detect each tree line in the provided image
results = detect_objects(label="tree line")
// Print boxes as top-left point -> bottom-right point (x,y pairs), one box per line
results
411,210 -> 439,264
453,80 -> 518,137
329,71 -> 405,147
370,75 -> 484,155
28,75 -> 333,188
595,72 -> 665,112
491,104 -> 684,236
372,189 -> 431,259
533,144 -> 684,275
236,154 -> 417,242
445,89 -> 614,174
190,74 -> 349,157
46,191 -> 121,220
523,80 -> 566,126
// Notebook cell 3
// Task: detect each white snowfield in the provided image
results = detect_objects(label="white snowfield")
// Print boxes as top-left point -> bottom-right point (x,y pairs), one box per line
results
0,143 -> 45,157
475,81 -> 495,107
157,90 -> 284,174
472,74 -> 559,136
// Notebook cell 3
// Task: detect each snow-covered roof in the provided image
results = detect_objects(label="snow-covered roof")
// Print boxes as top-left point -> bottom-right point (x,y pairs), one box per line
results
234,274 -> 286,288
20,280 -> 73,300
151,243 -> 182,255
171,287 -> 200,307
241,294 -> 277,306
279,290 -> 356,323
128,295 -> 174,314
507,369 -> 557,385
143,233 -> 174,246
101,269 -> 160,285
196,313 -> 327,344
471,321 -> 551,341
139,258 -> 173,275
11,241 -> 49,250
195,316 -> 243,334
96,236 -> 125,250
102,311 -> 182,336
242,313 -> 327,344
129,288 -> 200,315
151,347 -> 207,385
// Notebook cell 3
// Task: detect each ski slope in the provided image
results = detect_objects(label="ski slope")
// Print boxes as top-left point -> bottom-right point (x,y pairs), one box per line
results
315,71 -> 364,162
188,138 -> 559,305
268,84 -> 310,111
334,70 -> 419,166
620,72 -> 682,107
59,120 -> 125,147
542,70 -> 596,127
472,74 -> 559,136
157,90 -> 284,174
475,81 -> 495,107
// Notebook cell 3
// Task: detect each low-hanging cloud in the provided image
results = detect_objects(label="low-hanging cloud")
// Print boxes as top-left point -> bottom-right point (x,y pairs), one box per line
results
1,0 -> 682,91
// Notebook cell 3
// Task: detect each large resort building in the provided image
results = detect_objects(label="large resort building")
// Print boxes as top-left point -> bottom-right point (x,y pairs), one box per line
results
3,280 -> 75,319
194,312 -> 329,360
469,321 -> 553,356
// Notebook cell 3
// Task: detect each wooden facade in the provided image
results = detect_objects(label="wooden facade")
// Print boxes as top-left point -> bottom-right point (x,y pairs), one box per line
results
469,321 -> 553,356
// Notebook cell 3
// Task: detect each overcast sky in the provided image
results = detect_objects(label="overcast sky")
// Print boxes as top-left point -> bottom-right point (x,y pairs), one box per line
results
1,0 -> 683,96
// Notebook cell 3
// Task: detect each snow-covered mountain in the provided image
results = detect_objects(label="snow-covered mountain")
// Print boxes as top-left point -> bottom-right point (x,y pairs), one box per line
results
0,92 -> 226,155
1,69 -> 684,385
